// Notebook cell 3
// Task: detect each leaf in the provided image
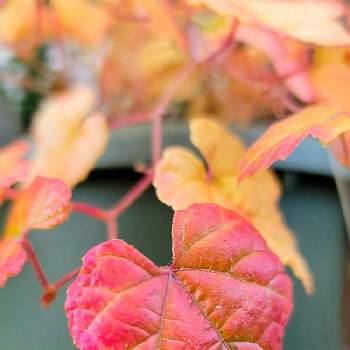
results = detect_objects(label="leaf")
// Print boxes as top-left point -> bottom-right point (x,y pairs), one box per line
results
0,139 -> 30,189
154,118 -> 313,293
29,86 -> 109,188
312,63 -> 350,112
0,176 -> 71,287
311,63 -> 350,168
239,105 -> 350,181
0,237 -> 26,287
188,0 -> 350,46
5,176 -> 72,237
236,25 -> 315,103
48,0 -> 112,47
65,204 -> 293,350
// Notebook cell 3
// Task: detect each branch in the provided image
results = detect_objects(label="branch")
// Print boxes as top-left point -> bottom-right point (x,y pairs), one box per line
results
72,202 -> 109,221
151,61 -> 195,165
108,170 -> 154,218
42,267 -> 80,308
22,238 -> 49,289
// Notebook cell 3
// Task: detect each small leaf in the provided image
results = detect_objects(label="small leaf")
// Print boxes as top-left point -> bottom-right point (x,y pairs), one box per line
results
0,238 -> 26,288
5,176 -> 72,237
239,105 -> 350,181
30,86 -> 109,188
65,204 -> 293,350
155,118 -> 313,293
0,139 -> 30,189
189,0 -> 350,46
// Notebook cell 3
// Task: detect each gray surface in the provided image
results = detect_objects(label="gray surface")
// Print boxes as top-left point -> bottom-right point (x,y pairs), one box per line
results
0,172 -> 346,350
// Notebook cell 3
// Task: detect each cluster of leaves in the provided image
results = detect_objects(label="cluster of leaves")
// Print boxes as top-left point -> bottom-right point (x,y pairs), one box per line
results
1,0 -> 350,349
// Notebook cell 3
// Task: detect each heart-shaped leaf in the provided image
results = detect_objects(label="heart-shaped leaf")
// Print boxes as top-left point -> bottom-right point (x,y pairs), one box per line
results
65,204 -> 293,350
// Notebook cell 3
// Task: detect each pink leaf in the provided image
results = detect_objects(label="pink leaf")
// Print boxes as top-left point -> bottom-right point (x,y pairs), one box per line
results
66,204 -> 293,350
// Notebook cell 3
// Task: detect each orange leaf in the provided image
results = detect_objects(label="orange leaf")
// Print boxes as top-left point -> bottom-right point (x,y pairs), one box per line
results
30,86 -> 109,188
189,0 -> 350,46
0,0 -> 111,51
66,204 -> 293,350
239,105 -> 350,181
154,118 -> 313,293
5,176 -> 72,237
0,176 -> 71,286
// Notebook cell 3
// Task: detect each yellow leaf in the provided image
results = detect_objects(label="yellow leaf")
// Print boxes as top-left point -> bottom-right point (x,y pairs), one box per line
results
29,86 -> 109,188
312,63 -> 350,111
154,118 -> 313,293
188,0 -> 350,46
0,0 -> 111,49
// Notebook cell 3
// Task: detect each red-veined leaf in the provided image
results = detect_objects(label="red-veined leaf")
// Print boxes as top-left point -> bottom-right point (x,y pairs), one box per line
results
65,204 -> 293,350
239,105 -> 350,181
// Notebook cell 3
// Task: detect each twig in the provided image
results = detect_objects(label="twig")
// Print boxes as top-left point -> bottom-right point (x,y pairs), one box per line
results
72,202 -> 109,220
151,61 -> 195,165
106,218 -> 117,240
108,170 -> 154,218
22,238 -> 49,289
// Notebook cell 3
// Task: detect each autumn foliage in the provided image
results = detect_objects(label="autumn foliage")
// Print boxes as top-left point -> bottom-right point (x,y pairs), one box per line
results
0,0 -> 350,349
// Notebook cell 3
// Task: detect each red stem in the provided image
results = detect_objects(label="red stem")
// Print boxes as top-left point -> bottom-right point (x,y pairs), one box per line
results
109,112 -> 150,131
51,267 -> 80,291
106,218 -> 118,240
22,239 -> 49,289
72,202 -> 109,220
151,61 -> 195,165
108,170 -> 154,218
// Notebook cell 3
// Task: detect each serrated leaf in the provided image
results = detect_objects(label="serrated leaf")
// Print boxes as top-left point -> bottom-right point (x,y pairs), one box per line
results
5,176 -> 72,237
154,118 -> 313,293
0,237 -> 26,287
188,0 -> 350,46
30,86 -> 109,188
65,204 -> 293,350
239,105 -> 350,181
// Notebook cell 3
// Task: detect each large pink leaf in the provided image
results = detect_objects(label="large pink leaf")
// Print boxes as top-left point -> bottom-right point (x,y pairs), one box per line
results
66,204 -> 293,350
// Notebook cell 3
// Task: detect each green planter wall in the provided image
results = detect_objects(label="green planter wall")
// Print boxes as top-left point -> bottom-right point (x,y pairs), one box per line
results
0,124 -> 348,350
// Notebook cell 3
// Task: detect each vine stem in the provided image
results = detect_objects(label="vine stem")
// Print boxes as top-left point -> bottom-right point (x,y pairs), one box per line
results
22,238 -> 49,289
106,218 -> 117,240
108,170 -> 154,218
151,61 -> 195,165
51,267 -> 80,291
72,202 -> 109,220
